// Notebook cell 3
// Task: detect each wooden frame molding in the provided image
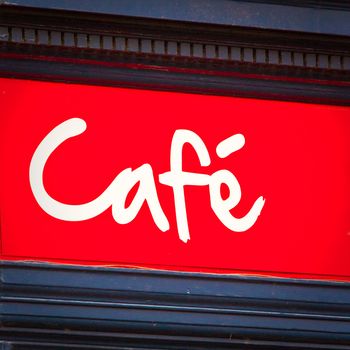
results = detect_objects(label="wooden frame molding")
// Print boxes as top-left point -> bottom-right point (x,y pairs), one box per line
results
1,2 -> 350,349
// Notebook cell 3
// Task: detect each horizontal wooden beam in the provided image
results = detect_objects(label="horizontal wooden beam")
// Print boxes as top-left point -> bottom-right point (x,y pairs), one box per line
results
2,0 -> 350,36
2,262 -> 350,349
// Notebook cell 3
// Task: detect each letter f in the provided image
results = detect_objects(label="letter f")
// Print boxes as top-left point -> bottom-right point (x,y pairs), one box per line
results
159,130 -> 211,243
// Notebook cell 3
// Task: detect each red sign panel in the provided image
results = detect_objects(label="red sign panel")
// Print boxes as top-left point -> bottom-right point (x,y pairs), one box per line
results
1,77 -> 350,280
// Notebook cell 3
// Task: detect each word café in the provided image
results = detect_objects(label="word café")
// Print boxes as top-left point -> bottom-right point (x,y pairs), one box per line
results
29,118 -> 265,243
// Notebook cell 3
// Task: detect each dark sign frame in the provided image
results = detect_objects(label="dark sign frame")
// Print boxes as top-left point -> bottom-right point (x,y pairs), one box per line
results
1,2 -> 350,349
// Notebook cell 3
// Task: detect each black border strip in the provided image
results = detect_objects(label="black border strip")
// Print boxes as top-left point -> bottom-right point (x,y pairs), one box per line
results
0,52 -> 350,106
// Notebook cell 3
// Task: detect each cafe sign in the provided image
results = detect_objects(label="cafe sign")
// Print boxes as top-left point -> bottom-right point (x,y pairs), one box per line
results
1,77 -> 349,280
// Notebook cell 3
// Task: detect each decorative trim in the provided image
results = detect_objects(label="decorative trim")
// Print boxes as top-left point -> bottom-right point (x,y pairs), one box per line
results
0,25 -> 349,72
1,262 -> 350,349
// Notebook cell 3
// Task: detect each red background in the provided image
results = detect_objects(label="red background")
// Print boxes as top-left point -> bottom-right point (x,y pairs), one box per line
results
1,77 -> 350,280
